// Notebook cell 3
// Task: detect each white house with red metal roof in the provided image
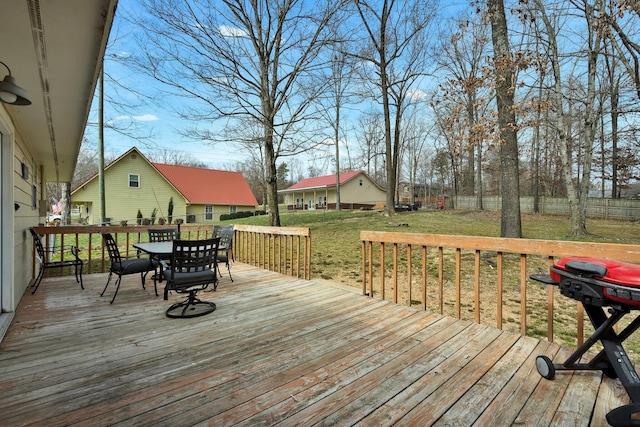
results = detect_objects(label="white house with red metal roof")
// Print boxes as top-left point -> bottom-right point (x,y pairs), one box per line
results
279,171 -> 386,210
71,147 -> 258,224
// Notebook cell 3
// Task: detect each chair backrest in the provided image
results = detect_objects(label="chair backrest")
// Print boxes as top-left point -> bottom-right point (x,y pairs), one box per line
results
149,228 -> 178,242
218,225 -> 234,250
212,224 -> 223,238
102,233 -> 123,264
169,238 -> 220,275
29,228 -> 46,260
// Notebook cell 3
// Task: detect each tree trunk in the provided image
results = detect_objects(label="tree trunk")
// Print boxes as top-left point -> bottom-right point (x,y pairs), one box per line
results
475,140 -> 483,210
60,183 -> 71,225
335,103 -> 341,211
381,61 -> 396,215
264,135 -> 281,227
488,0 -> 521,238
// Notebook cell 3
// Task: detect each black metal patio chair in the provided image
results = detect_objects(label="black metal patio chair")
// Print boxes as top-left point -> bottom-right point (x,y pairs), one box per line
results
147,228 -> 179,289
148,228 -> 179,242
101,232 -> 157,303
29,227 -> 83,294
162,237 -> 220,318
216,225 -> 234,282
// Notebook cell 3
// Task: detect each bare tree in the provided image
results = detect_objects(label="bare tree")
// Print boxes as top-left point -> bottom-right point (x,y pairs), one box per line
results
148,149 -> 209,167
488,0 -> 522,237
435,16 -> 491,209
530,0 -> 604,236
350,0 -> 437,215
129,0 -> 346,226
402,105 -> 435,207
431,101 -> 462,197
355,111 -> 386,185
603,1 -> 640,98
316,49 -> 355,210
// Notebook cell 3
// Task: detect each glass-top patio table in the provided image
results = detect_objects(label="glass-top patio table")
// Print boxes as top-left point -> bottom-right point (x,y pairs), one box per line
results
133,240 -> 225,289
132,241 -> 174,258
133,241 -> 226,258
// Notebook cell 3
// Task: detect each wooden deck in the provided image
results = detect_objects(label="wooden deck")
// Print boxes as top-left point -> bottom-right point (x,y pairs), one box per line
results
0,263 -> 630,426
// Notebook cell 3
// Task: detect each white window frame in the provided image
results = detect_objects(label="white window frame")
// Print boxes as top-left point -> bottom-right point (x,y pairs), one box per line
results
205,205 -> 213,220
128,174 -> 140,188
229,205 -> 237,214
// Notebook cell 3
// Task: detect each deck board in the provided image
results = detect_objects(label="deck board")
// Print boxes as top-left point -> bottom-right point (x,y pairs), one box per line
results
0,263 -> 632,426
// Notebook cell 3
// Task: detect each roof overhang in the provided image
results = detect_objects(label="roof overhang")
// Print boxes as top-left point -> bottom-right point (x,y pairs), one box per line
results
0,0 -> 118,182
278,185 -> 332,193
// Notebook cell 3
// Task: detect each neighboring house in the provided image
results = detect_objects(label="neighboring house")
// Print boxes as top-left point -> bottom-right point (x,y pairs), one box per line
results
279,171 -> 386,210
71,147 -> 258,224
0,1 -> 117,341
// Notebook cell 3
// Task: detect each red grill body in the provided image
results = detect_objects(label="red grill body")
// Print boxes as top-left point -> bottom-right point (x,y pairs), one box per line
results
551,256 -> 640,308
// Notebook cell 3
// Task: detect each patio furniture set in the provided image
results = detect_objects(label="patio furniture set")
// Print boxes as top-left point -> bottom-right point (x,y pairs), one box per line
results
29,225 -> 234,319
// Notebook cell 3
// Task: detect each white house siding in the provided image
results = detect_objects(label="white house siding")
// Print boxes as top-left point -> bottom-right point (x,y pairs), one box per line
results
0,105 -> 46,337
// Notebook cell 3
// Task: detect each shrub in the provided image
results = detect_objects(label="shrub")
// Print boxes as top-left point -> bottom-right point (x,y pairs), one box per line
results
219,210 -> 266,221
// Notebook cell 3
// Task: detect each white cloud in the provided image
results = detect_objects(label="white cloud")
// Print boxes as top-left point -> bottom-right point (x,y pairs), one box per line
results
407,89 -> 427,101
132,114 -> 159,122
219,25 -> 247,38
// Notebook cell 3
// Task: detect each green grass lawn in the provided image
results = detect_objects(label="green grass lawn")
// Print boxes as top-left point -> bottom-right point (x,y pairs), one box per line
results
232,208 -> 640,286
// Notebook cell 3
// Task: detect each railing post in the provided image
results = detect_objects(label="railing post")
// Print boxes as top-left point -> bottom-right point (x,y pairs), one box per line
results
520,254 -> 527,336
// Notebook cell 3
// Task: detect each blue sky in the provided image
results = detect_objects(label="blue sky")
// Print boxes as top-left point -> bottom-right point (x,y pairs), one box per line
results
82,0 -> 246,169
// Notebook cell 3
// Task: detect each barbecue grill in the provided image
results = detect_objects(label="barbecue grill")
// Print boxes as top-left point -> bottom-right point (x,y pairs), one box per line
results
531,256 -> 640,426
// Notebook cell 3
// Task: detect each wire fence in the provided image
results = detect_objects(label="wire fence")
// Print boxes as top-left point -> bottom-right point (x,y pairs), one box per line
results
454,196 -> 640,221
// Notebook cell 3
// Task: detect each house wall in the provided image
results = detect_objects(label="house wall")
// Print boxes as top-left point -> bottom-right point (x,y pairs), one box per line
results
339,177 -> 386,205
71,152 -> 186,225
0,105 -> 45,337
186,204 -> 257,223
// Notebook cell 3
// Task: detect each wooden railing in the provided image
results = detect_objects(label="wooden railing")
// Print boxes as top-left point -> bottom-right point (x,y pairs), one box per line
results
31,224 -> 311,280
361,231 -> 640,346
233,224 -> 311,280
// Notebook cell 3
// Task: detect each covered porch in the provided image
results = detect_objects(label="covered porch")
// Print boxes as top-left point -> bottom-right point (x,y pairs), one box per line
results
0,263 -> 626,426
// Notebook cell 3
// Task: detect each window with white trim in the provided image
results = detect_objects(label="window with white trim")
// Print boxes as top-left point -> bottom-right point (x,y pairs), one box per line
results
205,205 -> 213,220
128,174 -> 140,188
230,205 -> 237,213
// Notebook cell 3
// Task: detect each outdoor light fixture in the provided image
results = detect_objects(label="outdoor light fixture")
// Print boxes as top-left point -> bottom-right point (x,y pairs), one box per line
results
0,61 -> 31,106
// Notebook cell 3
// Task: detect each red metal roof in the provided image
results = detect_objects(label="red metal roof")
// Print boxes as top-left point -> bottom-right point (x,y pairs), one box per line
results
282,171 -> 364,191
153,163 -> 258,206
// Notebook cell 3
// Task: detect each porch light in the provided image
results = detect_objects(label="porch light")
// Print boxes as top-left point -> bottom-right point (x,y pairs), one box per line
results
0,61 -> 31,106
